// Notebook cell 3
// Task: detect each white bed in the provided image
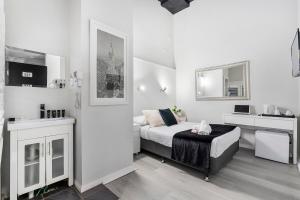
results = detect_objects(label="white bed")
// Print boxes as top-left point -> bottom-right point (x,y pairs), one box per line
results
140,121 -> 241,158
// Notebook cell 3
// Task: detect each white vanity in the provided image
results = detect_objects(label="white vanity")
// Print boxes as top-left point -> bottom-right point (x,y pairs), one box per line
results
8,118 -> 75,200
223,114 -> 298,164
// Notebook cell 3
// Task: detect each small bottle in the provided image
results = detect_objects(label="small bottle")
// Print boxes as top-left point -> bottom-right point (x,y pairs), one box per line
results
57,110 -> 61,118
40,104 -> 45,119
47,110 -> 51,118
62,109 -> 65,118
52,110 -> 57,118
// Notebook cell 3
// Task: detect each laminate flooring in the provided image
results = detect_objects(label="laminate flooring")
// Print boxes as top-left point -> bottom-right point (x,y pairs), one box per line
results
106,149 -> 300,200
18,184 -> 118,200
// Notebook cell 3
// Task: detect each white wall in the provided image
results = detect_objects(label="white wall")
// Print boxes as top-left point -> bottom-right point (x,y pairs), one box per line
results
3,0 -> 134,193
5,87 -> 70,119
297,0 -> 300,114
0,0 -> 3,198
2,0 -> 72,197
134,58 -> 176,116
174,0 -> 299,125
79,0 -> 134,188
68,0 -> 83,187
134,0 -> 174,68
4,0 -> 71,119
298,0 -> 300,28
0,0 -> 4,111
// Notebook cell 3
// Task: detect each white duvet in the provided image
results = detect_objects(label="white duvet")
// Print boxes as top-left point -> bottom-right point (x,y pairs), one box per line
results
140,122 -> 241,158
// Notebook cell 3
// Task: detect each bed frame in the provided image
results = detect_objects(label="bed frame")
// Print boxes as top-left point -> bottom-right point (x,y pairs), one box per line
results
141,138 -> 239,180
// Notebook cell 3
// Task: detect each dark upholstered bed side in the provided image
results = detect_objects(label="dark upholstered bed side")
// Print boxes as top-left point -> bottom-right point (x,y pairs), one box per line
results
141,138 -> 239,175
141,138 -> 172,159
210,141 -> 239,174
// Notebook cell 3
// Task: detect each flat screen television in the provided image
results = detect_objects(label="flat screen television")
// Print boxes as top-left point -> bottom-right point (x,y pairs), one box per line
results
6,61 -> 47,87
292,29 -> 300,77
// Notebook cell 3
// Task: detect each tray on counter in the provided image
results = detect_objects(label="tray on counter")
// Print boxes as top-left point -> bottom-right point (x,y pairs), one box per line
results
259,114 -> 296,118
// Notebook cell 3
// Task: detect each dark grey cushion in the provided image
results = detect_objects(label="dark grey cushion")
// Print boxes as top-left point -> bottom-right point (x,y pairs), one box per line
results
159,108 -> 178,126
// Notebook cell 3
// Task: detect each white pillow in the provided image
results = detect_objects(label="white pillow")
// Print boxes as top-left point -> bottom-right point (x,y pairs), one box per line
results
133,115 -> 148,126
142,110 -> 165,127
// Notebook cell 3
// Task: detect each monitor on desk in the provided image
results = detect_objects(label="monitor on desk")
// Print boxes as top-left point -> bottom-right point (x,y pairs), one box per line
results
233,105 -> 251,115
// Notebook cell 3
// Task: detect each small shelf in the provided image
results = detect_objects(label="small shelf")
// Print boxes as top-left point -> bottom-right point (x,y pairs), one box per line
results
52,154 -> 64,160
25,161 -> 40,167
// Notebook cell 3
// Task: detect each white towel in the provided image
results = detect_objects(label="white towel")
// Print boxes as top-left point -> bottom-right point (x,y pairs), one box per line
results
199,120 -> 212,135
191,120 -> 212,135
191,125 -> 201,134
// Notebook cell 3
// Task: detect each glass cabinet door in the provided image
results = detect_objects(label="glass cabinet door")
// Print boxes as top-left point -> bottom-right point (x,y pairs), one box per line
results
46,134 -> 68,185
18,138 -> 46,195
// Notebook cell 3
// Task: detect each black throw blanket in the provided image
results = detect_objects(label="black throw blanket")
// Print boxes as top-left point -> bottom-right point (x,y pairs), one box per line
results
171,124 -> 236,170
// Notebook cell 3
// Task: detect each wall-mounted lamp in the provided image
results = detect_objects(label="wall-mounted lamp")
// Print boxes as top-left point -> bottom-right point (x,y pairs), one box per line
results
137,85 -> 146,92
160,86 -> 167,93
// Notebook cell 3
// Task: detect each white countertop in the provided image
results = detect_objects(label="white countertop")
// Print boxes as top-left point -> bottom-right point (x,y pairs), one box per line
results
7,117 -> 75,131
224,113 -> 297,121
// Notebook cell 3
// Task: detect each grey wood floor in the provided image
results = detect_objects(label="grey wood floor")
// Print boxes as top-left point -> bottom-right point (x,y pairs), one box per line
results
106,149 -> 300,200
18,185 -> 118,200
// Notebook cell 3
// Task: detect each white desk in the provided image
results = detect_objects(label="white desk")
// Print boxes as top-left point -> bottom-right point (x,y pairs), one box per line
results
223,114 -> 298,164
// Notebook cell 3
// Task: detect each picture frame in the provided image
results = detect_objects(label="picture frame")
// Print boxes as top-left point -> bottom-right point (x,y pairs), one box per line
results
90,19 -> 128,105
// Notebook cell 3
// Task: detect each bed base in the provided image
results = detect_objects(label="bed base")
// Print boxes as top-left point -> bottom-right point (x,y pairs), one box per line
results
141,138 -> 239,179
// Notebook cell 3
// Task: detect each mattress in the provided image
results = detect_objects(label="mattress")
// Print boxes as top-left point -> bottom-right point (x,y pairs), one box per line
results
140,122 -> 241,158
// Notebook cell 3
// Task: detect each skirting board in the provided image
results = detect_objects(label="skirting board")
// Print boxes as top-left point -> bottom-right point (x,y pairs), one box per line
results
75,165 -> 136,193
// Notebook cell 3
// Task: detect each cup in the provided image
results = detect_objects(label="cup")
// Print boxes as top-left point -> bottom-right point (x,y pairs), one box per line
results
285,110 -> 293,116
52,110 -> 57,118
47,110 -> 51,118
274,108 -> 280,115
57,110 -> 61,118
263,104 -> 272,114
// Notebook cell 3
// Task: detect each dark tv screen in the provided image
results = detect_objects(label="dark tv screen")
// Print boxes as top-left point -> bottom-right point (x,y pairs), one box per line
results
6,62 -> 47,87
292,29 -> 300,77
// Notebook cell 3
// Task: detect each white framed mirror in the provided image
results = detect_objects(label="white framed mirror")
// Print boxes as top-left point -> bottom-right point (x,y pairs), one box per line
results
195,61 -> 250,101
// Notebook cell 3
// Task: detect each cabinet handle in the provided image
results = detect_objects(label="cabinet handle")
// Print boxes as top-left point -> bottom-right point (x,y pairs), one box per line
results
48,142 -> 51,156
41,143 -> 44,157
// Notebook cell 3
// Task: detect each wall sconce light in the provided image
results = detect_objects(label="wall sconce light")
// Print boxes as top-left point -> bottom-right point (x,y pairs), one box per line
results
137,85 -> 146,92
160,86 -> 167,93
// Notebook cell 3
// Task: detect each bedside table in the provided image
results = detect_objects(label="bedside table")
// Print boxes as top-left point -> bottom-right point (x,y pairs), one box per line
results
133,123 -> 141,154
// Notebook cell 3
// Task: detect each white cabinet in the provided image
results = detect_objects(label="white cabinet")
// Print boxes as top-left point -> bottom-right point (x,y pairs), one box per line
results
255,131 -> 290,164
18,138 -> 46,195
254,118 -> 294,131
46,134 -> 69,185
18,134 -> 69,195
223,114 -> 254,126
8,118 -> 75,200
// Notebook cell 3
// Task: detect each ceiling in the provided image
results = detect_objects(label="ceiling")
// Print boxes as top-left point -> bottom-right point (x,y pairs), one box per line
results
158,0 -> 194,14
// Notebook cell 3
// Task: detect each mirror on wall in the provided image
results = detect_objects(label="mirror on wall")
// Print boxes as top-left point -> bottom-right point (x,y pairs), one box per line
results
5,46 -> 66,88
195,61 -> 250,100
